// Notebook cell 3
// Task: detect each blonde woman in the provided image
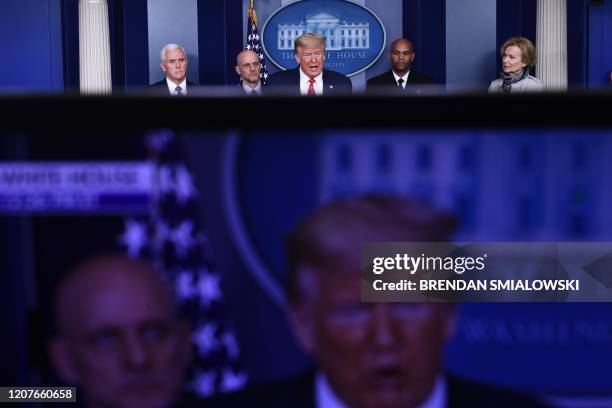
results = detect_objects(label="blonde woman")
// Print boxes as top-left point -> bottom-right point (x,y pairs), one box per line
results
489,37 -> 543,93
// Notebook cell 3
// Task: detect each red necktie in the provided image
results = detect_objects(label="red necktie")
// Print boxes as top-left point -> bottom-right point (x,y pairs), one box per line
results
308,78 -> 315,95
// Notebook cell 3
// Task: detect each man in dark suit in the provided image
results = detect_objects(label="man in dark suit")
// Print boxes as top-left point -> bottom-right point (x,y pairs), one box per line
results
266,33 -> 352,96
366,38 -> 434,95
147,43 -> 197,96
212,195 -> 548,408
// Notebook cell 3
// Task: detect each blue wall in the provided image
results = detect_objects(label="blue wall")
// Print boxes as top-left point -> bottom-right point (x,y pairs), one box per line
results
446,0 -> 497,90
588,0 -> 612,87
147,0 -> 199,85
0,0 -> 63,92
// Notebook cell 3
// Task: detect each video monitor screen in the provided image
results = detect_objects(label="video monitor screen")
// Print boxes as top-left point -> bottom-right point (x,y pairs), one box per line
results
2,95 -> 611,407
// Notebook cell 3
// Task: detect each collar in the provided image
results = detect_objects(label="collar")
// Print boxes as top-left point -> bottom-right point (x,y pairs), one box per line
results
299,68 -> 323,85
392,70 -> 410,83
315,373 -> 348,408
314,372 -> 447,408
242,81 -> 262,95
166,77 -> 187,95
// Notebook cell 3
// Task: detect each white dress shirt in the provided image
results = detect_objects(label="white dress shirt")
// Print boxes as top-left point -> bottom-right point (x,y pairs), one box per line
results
315,372 -> 447,408
242,81 -> 262,95
165,77 -> 187,96
299,69 -> 324,95
392,71 -> 411,89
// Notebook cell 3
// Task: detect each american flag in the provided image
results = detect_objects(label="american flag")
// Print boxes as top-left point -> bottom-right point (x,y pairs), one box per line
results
246,0 -> 269,85
118,129 -> 248,397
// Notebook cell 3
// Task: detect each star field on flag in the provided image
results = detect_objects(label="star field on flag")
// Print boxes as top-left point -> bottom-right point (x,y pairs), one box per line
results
247,0 -> 269,85
118,129 -> 248,397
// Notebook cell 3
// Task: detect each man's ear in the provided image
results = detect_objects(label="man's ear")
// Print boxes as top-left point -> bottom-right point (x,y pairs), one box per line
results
287,304 -> 316,355
235,66 -> 242,77
49,339 -> 79,384
410,52 -> 416,63
160,62 -> 166,72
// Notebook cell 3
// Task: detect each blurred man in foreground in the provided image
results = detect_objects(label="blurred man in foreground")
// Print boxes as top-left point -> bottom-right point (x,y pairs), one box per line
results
285,195 -> 456,407
282,195 -> 548,407
216,195 -> 547,407
50,255 -> 193,408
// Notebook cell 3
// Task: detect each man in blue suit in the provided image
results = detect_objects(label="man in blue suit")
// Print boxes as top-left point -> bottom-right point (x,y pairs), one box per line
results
266,33 -> 352,96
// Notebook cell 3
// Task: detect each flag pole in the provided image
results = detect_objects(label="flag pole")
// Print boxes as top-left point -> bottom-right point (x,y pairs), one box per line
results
249,0 -> 258,27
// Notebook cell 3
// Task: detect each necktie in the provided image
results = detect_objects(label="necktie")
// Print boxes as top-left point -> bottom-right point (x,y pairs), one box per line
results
250,89 -> 258,95
397,78 -> 404,89
308,78 -> 316,95
175,85 -> 184,96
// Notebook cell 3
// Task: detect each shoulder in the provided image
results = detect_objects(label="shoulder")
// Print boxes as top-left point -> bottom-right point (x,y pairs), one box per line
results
524,75 -> 543,87
267,68 -> 298,84
526,75 -> 542,84
446,375 -> 549,408
488,78 -> 502,93
409,70 -> 434,84
148,80 -> 166,88
514,75 -> 544,91
367,70 -> 393,85
323,69 -> 352,86
141,80 -> 169,95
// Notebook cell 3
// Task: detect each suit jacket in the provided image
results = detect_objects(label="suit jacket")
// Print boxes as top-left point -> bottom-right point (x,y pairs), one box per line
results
265,67 -> 352,96
366,69 -> 434,95
143,79 -> 198,96
206,370 -> 550,408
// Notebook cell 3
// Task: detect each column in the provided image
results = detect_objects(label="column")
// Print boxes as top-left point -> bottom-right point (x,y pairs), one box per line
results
79,0 -> 112,94
536,0 -> 567,90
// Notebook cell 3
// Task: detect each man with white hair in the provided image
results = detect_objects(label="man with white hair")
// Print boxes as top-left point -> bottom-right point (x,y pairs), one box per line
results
148,43 -> 197,96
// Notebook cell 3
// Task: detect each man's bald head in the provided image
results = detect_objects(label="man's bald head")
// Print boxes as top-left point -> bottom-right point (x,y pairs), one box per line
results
54,255 -> 176,336
391,38 -> 414,52
389,38 -> 416,75
236,49 -> 259,66
50,255 -> 190,408
235,49 -> 262,88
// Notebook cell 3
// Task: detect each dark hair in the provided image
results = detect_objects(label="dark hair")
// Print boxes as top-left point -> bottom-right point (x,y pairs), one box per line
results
285,195 -> 457,304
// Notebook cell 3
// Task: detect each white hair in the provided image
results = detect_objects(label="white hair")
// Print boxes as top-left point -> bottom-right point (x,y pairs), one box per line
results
160,43 -> 186,62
